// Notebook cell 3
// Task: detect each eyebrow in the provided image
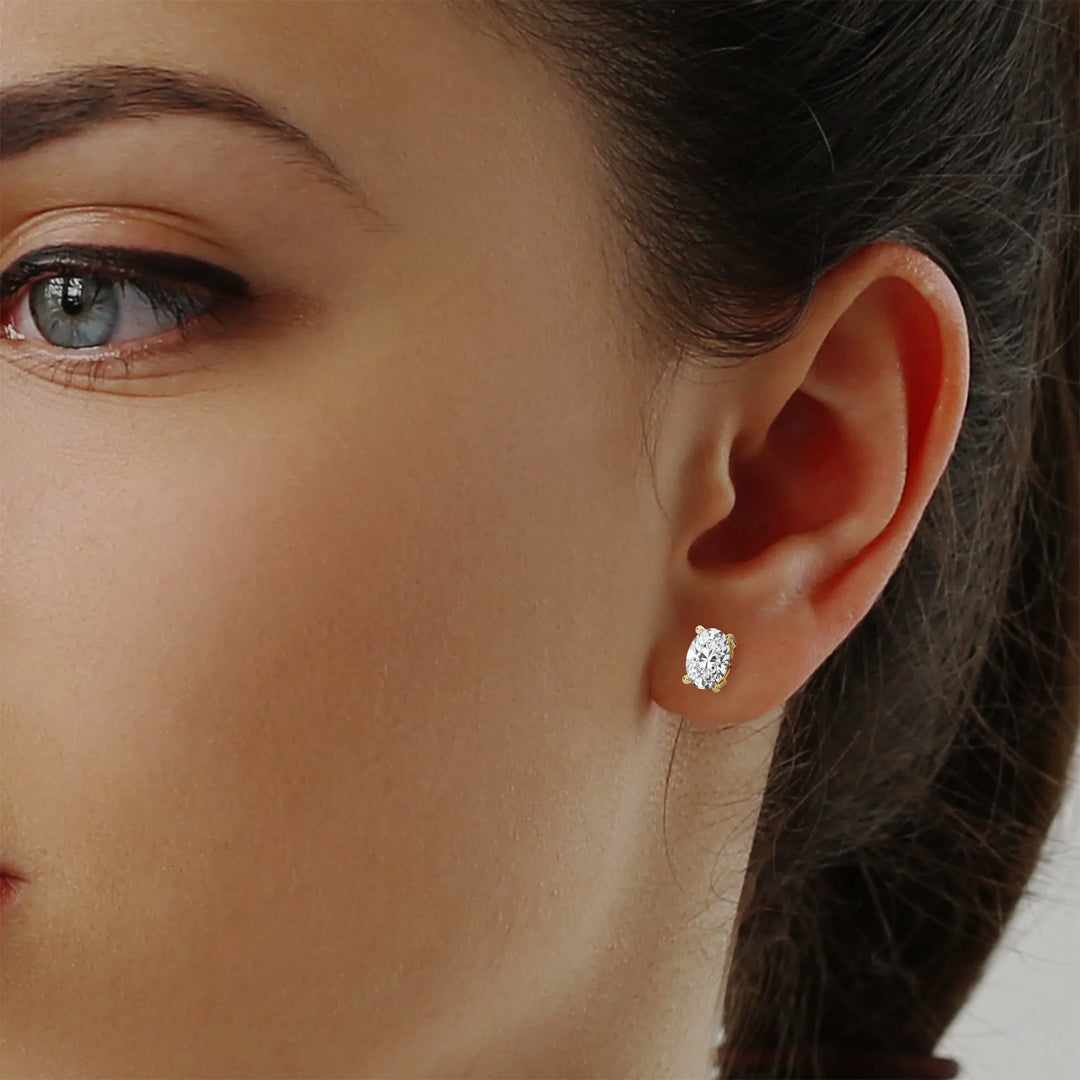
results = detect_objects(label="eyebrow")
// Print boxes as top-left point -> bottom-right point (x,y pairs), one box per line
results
0,62 -> 361,199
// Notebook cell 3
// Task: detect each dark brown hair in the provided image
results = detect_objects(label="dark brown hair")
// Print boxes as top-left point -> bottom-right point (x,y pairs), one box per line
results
463,2 -> 1079,1076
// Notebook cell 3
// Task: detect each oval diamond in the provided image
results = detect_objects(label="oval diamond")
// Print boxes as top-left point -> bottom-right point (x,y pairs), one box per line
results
685,627 -> 731,689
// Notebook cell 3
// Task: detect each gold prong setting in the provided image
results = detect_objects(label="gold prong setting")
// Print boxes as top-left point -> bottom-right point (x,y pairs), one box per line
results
684,625 -> 736,691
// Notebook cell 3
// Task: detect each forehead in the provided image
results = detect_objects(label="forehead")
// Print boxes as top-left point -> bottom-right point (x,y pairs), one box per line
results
1,1 -> 474,101
0,3 -> 471,168
0,1 -> 591,197
0,0 -> 619,273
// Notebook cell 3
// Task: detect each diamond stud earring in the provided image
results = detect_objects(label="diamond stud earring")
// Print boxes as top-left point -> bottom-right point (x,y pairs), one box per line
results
683,625 -> 737,692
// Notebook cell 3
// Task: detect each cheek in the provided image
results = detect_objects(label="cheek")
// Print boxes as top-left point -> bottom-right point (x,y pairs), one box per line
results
0,309 -> 656,1070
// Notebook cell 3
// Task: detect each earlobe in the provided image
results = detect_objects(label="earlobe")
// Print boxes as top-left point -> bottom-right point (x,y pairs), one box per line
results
647,241 -> 971,728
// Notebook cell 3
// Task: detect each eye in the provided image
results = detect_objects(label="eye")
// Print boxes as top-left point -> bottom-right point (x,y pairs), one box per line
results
0,244 -> 252,387
13,273 -> 209,349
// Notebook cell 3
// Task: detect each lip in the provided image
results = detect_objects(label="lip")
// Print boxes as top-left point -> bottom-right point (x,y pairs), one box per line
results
0,863 -> 27,913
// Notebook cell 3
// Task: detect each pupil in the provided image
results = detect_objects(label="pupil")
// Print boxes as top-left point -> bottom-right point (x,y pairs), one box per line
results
60,278 -> 88,315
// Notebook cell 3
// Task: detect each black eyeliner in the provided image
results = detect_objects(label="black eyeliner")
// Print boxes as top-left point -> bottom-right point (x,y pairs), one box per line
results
0,244 -> 251,299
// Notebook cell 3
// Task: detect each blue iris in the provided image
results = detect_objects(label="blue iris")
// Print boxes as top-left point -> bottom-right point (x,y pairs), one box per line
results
30,275 -> 121,348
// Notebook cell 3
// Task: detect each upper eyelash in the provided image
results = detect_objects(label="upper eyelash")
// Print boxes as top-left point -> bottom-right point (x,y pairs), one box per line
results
0,244 -> 251,303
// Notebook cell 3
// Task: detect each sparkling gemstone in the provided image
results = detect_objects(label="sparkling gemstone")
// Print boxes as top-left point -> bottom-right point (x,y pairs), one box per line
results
685,627 -> 731,689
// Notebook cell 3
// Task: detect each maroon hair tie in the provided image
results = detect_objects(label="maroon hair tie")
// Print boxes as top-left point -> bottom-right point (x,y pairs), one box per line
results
716,1044 -> 961,1078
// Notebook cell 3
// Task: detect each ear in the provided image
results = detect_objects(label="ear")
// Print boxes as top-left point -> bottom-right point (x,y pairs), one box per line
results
647,241 -> 970,727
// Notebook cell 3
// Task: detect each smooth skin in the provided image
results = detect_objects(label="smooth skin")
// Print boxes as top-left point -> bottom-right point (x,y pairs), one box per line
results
0,3 -> 970,1078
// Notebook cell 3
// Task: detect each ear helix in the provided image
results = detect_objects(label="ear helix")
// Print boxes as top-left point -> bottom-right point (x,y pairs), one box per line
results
683,625 -> 737,692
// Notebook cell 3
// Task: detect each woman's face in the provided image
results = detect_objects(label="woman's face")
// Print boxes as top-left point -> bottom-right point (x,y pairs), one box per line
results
1,3 -> 759,1076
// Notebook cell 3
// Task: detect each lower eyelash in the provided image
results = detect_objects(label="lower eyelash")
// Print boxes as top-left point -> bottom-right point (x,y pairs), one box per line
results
1,270 -> 244,388
4,285 -> 223,389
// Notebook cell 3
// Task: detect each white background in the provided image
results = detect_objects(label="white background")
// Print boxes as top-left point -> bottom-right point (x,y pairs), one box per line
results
940,744 -> 1080,1079
709,749 -> 1079,1080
